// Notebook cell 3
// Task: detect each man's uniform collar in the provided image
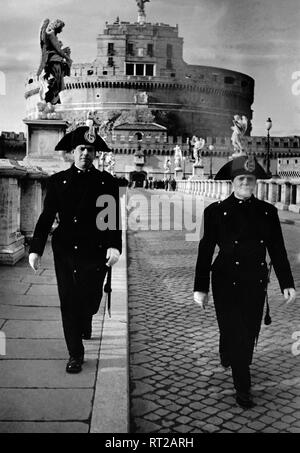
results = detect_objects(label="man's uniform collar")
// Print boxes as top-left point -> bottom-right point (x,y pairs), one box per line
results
72,163 -> 94,175
231,192 -> 255,205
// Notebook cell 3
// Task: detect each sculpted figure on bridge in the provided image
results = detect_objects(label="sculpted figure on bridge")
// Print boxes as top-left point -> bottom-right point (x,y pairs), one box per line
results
191,136 -> 205,166
174,145 -> 183,169
231,115 -> 248,156
37,19 -> 72,105
136,0 -> 150,14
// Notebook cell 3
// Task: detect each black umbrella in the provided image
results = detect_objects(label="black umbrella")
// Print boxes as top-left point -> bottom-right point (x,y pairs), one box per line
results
104,266 -> 112,318
264,262 -> 273,325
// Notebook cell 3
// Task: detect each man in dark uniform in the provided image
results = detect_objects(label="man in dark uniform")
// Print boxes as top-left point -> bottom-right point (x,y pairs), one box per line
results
28,126 -> 122,374
193,155 -> 296,408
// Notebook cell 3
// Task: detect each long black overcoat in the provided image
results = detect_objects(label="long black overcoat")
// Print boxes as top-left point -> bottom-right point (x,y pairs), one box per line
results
194,193 -> 294,366
29,164 -> 122,316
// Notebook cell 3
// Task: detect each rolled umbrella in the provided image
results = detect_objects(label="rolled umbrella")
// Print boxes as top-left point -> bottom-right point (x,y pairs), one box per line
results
104,266 -> 112,318
264,262 -> 273,325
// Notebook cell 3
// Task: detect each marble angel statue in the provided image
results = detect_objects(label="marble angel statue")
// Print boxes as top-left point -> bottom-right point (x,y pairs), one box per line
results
191,136 -> 205,165
37,19 -> 72,105
174,145 -> 183,169
231,115 -> 248,155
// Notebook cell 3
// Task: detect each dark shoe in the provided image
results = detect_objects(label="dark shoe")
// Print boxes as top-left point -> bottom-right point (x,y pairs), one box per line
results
235,391 -> 256,409
221,362 -> 230,370
66,355 -> 84,374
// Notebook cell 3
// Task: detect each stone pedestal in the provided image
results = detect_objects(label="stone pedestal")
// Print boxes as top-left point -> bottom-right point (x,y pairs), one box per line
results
175,168 -> 183,180
191,164 -> 204,180
23,119 -> 70,174
20,168 -> 48,240
0,159 -> 27,265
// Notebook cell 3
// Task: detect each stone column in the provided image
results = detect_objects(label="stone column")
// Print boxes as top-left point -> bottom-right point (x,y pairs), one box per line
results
20,168 -> 49,240
216,181 -> 222,200
256,180 -> 266,200
0,159 -> 27,265
297,183 -> 300,205
204,180 -> 209,197
288,181 -> 300,213
276,180 -> 291,210
199,180 -> 204,195
267,179 -> 278,204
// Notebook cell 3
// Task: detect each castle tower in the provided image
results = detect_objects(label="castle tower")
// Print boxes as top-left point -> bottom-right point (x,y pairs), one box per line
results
24,1 -> 254,139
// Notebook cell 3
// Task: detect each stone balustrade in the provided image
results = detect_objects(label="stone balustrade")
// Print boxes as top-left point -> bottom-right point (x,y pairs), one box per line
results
0,159 -> 48,265
176,178 -> 300,213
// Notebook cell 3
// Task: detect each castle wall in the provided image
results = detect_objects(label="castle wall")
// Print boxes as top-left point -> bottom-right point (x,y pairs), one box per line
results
24,20 -> 254,138
0,132 -> 26,160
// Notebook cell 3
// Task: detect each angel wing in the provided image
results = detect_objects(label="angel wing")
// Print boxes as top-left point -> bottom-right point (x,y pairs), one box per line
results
37,19 -> 50,77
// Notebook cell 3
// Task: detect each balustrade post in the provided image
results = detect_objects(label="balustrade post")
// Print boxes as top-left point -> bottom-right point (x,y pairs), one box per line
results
276,180 -> 291,210
256,180 -> 266,200
0,159 -> 27,265
20,168 -> 49,240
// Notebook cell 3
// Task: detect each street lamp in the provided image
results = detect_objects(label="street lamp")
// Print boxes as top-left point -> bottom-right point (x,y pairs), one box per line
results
266,117 -> 272,176
182,156 -> 186,179
208,144 -> 214,179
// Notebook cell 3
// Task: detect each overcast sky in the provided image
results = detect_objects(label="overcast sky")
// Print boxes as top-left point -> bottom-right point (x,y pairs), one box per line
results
0,0 -> 300,136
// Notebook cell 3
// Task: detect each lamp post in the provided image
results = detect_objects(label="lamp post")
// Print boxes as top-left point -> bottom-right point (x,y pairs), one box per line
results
266,117 -> 272,176
208,144 -> 214,179
182,156 -> 186,179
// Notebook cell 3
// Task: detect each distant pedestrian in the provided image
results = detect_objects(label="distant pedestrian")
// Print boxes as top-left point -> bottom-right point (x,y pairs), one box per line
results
193,155 -> 296,409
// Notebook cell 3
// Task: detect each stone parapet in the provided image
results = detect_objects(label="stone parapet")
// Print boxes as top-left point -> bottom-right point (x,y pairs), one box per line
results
176,177 -> 300,214
0,159 -> 48,265
0,160 -> 27,265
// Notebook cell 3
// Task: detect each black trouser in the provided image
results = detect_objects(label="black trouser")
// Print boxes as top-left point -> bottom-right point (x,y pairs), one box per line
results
53,243 -> 107,358
212,274 -> 265,394
231,361 -> 251,393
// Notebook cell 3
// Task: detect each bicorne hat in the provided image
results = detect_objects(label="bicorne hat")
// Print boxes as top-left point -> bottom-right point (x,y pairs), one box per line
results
214,154 -> 270,181
55,126 -> 111,152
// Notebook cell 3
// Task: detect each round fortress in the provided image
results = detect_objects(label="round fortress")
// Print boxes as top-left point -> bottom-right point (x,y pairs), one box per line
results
25,11 -> 254,139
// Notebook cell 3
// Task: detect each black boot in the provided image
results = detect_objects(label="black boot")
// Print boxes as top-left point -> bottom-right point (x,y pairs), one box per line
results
66,354 -> 84,374
235,391 -> 256,409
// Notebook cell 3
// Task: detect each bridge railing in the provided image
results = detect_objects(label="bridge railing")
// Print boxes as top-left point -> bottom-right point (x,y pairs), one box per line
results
176,178 -> 300,214
0,159 -> 48,265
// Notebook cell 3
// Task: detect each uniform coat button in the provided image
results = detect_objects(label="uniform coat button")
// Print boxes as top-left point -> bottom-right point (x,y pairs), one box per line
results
234,240 -> 239,244
223,211 -> 227,216
235,261 -> 240,265
260,240 -> 264,244
73,269 -> 77,273
74,245 -> 78,250
233,282 -> 236,286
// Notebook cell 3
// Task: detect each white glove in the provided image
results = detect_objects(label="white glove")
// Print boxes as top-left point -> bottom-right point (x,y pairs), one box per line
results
29,253 -> 41,272
106,248 -> 120,267
283,288 -> 297,304
193,291 -> 209,310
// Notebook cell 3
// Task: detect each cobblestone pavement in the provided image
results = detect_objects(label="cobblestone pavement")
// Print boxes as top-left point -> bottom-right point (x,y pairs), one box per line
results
127,189 -> 300,433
